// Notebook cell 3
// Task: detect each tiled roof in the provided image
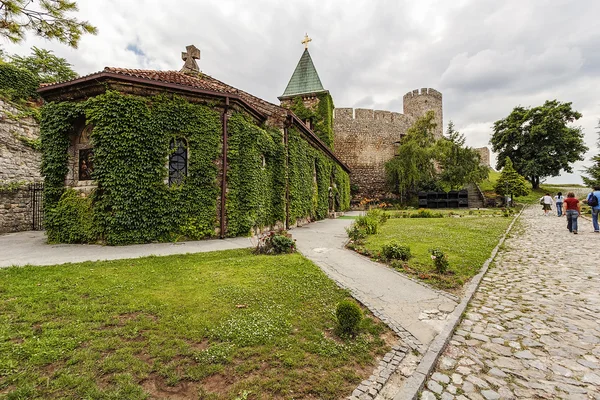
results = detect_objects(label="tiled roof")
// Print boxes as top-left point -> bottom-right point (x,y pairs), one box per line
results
103,67 -> 286,120
280,49 -> 326,98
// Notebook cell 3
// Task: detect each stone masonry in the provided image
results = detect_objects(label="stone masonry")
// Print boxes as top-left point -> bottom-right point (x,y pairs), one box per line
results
0,99 -> 42,233
421,204 -> 600,400
333,88 -> 443,199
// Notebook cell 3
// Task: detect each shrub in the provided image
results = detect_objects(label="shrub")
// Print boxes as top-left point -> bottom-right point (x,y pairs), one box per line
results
346,224 -> 367,243
429,248 -> 449,274
0,62 -> 40,101
45,189 -> 97,243
410,209 -> 444,218
381,242 -> 412,261
255,231 -> 296,254
367,208 -> 389,224
336,299 -> 362,336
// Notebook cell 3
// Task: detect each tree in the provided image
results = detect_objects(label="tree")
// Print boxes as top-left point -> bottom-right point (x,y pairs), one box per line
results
9,46 -> 77,83
491,100 -> 588,189
435,121 -> 489,190
0,0 -> 96,48
385,111 -> 438,200
582,121 -> 600,187
494,157 -> 530,204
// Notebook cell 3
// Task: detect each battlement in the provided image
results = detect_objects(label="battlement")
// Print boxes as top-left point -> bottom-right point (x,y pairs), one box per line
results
334,108 -> 406,122
403,88 -> 442,101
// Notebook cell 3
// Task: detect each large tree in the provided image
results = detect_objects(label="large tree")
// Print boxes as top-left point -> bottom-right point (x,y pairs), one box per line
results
0,0 -> 96,48
582,121 -> 600,188
435,121 -> 489,190
385,111 -> 437,200
9,46 -> 77,83
491,100 -> 588,189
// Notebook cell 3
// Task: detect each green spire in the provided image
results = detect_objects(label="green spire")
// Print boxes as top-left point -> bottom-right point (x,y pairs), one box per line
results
279,49 -> 326,99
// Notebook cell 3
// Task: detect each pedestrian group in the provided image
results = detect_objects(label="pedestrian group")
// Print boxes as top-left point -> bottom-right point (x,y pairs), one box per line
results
540,186 -> 600,234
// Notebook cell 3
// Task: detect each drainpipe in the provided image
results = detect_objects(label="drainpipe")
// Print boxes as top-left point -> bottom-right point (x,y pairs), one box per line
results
284,113 -> 292,230
220,97 -> 230,238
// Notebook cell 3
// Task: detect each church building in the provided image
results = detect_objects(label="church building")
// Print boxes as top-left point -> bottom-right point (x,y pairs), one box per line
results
38,45 -> 350,245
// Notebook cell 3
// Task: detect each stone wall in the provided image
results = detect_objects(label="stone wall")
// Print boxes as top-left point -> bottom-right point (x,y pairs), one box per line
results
333,108 -> 414,198
0,99 -> 42,233
0,99 -> 42,182
0,188 -> 34,233
333,88 -> 443,199
475,147 -> 491,168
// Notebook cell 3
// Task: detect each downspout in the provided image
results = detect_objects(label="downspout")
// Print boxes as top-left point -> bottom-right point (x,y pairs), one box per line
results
220,97 -> 230,238
284,113 -> 292,230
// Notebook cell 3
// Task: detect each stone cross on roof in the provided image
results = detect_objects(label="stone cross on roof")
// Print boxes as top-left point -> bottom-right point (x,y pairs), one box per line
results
180,45 -> 200,73
301,33 -> 312,49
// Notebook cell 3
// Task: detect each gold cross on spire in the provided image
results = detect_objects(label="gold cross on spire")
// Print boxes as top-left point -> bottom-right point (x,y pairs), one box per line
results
301,33 -> 312,50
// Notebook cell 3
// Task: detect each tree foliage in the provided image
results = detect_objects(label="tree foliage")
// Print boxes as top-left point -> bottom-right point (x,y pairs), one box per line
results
581,121 -> 600,188
435,121 -> 489,190
494,157 -> 530,201
385,111 -> 437,200
0,0 -> 96,48
9,46 -> 77,83
491,100 -> 588,189
385,116 -> 488,199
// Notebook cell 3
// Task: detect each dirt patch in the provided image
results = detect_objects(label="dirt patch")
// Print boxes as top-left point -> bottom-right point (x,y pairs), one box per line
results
142,376 -> 200,400
186,338 -> 210,352
201,373 -> 233,395
117,312 -> 158,325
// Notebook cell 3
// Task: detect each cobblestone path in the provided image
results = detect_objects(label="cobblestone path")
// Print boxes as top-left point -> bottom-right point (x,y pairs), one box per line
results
421,206 -> 600,400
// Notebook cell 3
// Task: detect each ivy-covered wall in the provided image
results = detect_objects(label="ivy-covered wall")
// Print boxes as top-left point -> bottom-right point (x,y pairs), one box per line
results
287,92 -> 335,149
41,90 -> 350,245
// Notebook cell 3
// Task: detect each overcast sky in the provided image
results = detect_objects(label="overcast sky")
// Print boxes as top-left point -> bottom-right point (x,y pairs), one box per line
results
4,0 -> 599,184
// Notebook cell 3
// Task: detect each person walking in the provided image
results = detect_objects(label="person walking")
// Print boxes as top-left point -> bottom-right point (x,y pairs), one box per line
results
585,186 -> 600,233
540,193 -> 553,216
554,192 -> 564,217
564,192 -> 581,234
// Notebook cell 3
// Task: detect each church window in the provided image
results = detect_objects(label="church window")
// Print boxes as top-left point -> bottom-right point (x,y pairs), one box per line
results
169,138 -> 188,186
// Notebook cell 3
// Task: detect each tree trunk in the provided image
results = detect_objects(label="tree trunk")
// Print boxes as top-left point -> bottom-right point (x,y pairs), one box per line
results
531,176 -> 540,189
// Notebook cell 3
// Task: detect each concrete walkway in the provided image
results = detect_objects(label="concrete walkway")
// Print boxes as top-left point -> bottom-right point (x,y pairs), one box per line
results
0,230 -> 253,268
421,206 -> 600,399
292,212 -> 459,349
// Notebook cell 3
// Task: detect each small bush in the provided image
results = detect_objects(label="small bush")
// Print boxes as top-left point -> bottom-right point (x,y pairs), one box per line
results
367,208 -> 389,224
429,248 -> 449,274
410,209 -> 444,218
45,189 -> 98,243
346,224 -> 367,243
255,231 -> 296,254
336,299 -> 362,336
354,215 -> 378,234
381,242 -> 412,261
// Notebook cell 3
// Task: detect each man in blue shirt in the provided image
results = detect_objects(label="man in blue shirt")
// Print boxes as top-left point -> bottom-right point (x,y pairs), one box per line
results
587,186 -> 600,233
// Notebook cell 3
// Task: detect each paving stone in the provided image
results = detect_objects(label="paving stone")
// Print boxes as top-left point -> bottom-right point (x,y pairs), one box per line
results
431,372 -> 450,384
481,390 -> 500,400
466,375 -> 490,389
451,373 -> 463,384
514,350 -> 536,359
582,372 -> 600,385
447,384 -> 457,394
426,380 -> 443,394
488,367 -> 507,377
420,391 -> 437,400
441,392 -> 454,400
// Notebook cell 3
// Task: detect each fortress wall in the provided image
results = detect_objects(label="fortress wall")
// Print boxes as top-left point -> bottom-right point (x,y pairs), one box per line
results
475,147 -> 491,167
403,88 -> 443,139
333,108 -> 414,198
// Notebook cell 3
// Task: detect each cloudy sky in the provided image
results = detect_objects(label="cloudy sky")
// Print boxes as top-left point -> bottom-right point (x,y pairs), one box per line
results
4,0 -> 599,184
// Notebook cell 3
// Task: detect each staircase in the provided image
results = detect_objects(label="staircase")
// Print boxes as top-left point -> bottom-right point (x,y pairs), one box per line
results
466,183 -> 485,208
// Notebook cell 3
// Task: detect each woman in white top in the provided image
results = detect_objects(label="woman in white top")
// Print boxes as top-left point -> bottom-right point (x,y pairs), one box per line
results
540,193 -> 553,216
554,192 -> 564,217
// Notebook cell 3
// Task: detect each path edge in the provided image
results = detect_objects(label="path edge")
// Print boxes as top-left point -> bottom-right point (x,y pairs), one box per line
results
393,206 -> 525,400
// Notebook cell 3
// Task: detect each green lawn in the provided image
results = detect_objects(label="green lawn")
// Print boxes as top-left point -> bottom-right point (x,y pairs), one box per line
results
0,250 -> 390,399
357,216 -> 514,290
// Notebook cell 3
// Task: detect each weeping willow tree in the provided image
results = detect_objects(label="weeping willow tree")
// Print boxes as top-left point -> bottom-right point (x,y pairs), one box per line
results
385,111 -> 438,201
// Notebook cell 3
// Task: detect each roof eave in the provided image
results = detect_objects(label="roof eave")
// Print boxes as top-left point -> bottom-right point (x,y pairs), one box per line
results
37,72 -> 267,123
277,89 -> 330,101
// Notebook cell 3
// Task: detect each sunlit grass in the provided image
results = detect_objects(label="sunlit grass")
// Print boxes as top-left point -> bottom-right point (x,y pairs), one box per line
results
0,250 -> 390,399
358,216 -> 513,290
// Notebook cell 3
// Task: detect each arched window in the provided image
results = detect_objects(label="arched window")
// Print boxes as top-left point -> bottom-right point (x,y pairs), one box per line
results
169,138 -> 188,186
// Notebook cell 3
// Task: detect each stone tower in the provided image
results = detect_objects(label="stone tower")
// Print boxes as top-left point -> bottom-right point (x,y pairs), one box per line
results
403,88 -> 443,139
278,35 -> 335,148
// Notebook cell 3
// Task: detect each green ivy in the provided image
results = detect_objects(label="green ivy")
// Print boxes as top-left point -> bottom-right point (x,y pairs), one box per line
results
45,188 -> 97,243
0,62 -> 40,101
0,180 -> 28,192
226,113 -> 285,236
40,90 -> 350,245
288,92 -> 335,148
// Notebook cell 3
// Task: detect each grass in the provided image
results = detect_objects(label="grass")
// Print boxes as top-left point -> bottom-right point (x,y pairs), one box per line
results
0,250 -> 391,399
354,215 -> 514,290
